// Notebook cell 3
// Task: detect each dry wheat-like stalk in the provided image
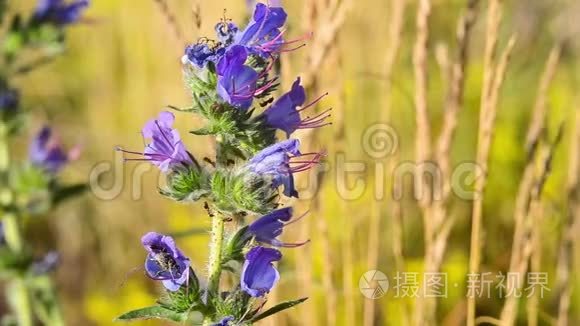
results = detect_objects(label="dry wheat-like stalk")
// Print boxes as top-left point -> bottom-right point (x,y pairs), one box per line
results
497,45 -> 561,326
412,1 -> 483,325
466,0 -> 506,324
468,34 -> 516,326
428,0 -> 481,273
525,46 -> 562,157
293,1 -> 352,325
555,106 -> 580,326
526,202 -> 545,326
526,45 -> 561,326
413,0 -> 433,212
411,1 -> 435,325
152,0 -> 184,44
500,126 -> 563,325
435,0 -> 481,206
362,1 -> 408,325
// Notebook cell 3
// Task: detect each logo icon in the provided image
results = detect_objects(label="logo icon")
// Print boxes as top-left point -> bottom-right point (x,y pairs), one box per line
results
359,270 -> 389,299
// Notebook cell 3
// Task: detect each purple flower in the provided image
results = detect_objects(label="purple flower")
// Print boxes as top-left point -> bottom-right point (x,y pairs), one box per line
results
183,43 -> 225,69
212,316 -> 234,326
32,0 -> 89,26
241,246 -> 281,297
32,251 -> 60,275
216,46 -> 261,110
141,232 -> 191,292
117,112 -> 193,173
248,207 -> 308,247
0,223 -> 5,246
235,3 -> 287,56
246,139 -> 322,198
29,126 -> 78,174
0,89 -> 19,113
262,78 -> 330,137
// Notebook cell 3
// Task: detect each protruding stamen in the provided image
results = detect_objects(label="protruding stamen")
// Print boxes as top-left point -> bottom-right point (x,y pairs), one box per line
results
278,239 -> 310,248
276,43 -> 307,53
284,210 -> 309,226
298,92 -> 329,112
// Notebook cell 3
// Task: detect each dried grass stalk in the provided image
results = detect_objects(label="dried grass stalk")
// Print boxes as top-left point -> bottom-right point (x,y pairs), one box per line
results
293,1 -> 352,325
500,126 -> 563,325
555,107 -> 580,326
466,0 -> 512,321
362,0 -> 408,325
499,45 -> 561,326
153,0 -> 183,43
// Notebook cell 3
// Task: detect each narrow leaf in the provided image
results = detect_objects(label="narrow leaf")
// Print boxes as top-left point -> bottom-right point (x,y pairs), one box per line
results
52,183 -> 87,205
115,306 -> 187,322
250,298 -> 308,322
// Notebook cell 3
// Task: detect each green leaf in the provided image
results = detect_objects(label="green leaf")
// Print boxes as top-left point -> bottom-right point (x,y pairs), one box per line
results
190,128 -> 213,136
115,306 -> 188,322
250,298 -> 308,322
52,183 -> 87,205
169,228 -> 207,238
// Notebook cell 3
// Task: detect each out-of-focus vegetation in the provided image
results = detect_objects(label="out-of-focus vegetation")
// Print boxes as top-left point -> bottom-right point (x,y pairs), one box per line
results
8,0 -> 580,325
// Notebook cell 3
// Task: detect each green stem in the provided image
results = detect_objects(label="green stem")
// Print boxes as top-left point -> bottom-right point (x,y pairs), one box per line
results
207,213 -> 225,294
203,212 -> 225,326
11,278 -> 33,326
0,123 -> 11,207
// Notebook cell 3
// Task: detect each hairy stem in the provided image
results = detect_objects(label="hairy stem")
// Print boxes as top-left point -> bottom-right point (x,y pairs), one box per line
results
207,212 -> 225,294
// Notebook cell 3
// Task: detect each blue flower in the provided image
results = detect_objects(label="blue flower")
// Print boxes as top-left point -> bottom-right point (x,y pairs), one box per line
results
246,139 -> 299,197
261,78 -> 331,137
212,316 -> 234,326
32,0 -> 89,26
216,46 -> 259,110
32,251 -> 60,275
235,3 -> 287,56
241,246 -> 281,297
117,112 -> 193,173
246,139 -> 322,198
248,207 -> 308,247
141,232 -> 191,292
29,126 -> 78,174
183,43 -> 225,69
0,89 -> 19,113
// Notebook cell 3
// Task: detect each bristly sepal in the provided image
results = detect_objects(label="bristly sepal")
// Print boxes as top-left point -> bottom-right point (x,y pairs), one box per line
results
160,165 -> 211,202
209,168 -> 278,216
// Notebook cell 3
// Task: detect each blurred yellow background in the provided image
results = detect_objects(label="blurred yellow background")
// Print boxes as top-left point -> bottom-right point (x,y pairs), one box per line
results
8,0 -> 580,325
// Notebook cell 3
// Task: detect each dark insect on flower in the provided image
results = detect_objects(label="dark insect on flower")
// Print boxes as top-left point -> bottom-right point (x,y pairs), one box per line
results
32,0 -> 90,26
247,207 -> 309,247
246,139 -> 323,198
261,77 -> 331,137
29,126 -> 80,175
141,232 -> 191,292
241,246 -> 281,297
215,21 -> 238,45
116,111 -> 194,173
